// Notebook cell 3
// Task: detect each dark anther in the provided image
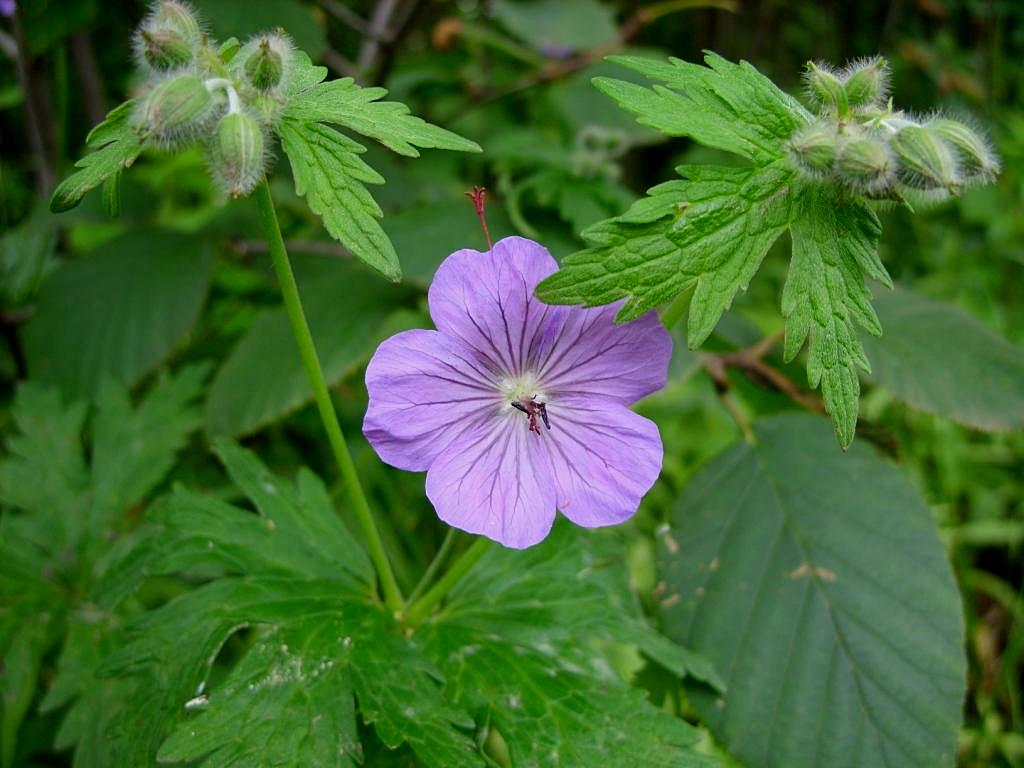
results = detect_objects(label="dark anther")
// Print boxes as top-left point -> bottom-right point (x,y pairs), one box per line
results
511,396 -> 550,435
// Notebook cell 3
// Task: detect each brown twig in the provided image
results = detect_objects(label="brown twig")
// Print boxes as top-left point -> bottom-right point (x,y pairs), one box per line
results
230,239 -> 351,260
322,48 -> 358,78
9,12 -> 54,194
70,32 -> 106,126
438,0 -> 737,121
317,0 -> 375,37
703,331 -> 825,415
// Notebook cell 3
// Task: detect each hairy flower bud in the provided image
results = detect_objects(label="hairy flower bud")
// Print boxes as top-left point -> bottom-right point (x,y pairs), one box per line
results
245,39 -> 284,90
891,125 -> 961,193
843,56 -> 889,107
789,120 -> 839,175
925,118 -> 1000,184
138,74 -> 217,146
138,27 -> 192,71
236,32 -> 293,97
135,1 -> 202,72
804,62 -> 848,116
151,0 -> 201,42
210,111 -> 265,197
836,136 -> 895,193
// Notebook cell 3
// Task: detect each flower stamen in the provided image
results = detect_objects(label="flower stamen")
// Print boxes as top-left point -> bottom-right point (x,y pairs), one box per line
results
511,396 -> 551,435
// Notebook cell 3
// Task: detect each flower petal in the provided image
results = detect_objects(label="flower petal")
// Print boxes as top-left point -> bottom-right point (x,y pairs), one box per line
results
426,415 -> 557,549
539,398 -> 663,528
535,306 -> 671,405
363,329 -> 500,472
428,236 -> 564,375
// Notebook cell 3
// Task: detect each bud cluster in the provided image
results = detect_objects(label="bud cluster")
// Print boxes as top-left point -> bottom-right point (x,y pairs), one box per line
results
789,57 -> 1000,201
130,1 -> 296,197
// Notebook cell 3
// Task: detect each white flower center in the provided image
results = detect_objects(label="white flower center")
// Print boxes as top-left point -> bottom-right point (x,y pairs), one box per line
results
498,372 -> 546,406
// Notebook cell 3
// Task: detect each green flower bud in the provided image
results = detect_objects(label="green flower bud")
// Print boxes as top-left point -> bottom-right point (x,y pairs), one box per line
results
789,120 -> 839,175
210,112 -> 265,197
236,32 -> 294,97
138,27 -> 193,71
152,1 -> 201,42
805,62 -> 849,116
843,56 -> 889,107
245,39 -> 284,90
925,118 -> 1000,184
891,124 -> 961,193
836,136 -> 895,193
138,75 -> 217,146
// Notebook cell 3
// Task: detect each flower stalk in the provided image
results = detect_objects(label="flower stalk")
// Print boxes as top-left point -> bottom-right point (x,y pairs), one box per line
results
254,178 -> 403,613
403,538 -> 492,628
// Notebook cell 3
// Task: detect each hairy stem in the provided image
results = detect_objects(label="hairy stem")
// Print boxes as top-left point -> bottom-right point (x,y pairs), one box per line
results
403,537 -> 492,628
255,179 -> 403,613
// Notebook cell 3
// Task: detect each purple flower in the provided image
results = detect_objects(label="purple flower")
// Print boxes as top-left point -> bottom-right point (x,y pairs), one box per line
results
363,237 -> 671,549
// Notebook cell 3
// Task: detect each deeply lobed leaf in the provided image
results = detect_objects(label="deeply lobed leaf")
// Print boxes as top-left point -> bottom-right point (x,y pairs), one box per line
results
0,368 -> 206,768
537,52 -> 899,445
49,100 -> 145,213
278,119 -> 402,280
284,75 -> 482,158
99,447 -> 717,767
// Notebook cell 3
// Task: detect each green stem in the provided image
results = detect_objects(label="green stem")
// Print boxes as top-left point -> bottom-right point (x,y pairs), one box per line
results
660,291 -> 689,330
403,537 -> 492,627
405,528 -> 458,606
254,179 -> 403,614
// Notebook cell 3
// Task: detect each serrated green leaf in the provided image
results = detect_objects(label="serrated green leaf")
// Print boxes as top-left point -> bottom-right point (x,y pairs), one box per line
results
538,53 -> 899,445
278,119 -> 402,280
88,366 -> 207,536
659,413 -> 965,768
782,187 -> 885,446
421,526 -> 720,768
284,77 -> 481,158
862,287 -> 1024,430
0,370 -> 204,768
537,163 -> 793,336
104,449 -> 715,767
205,255 -> 414,436
50,100 -> 144,213
101,443 -> 482,768
596,52 -> 810,163
154,614 -> 361,767
22,230 -> 213,400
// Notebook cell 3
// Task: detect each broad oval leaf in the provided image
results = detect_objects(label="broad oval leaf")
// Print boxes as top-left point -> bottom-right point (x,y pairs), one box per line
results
862,287 -> 1024,430
22,231 -> 212,400
659,412 -> 965,768
205,255 -> 414,437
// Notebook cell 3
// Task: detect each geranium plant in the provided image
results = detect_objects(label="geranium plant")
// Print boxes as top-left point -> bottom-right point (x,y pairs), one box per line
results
1,2 -> 1015,768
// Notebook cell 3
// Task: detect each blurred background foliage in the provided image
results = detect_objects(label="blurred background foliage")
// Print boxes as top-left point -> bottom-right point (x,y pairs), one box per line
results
1,0 -> 1022,766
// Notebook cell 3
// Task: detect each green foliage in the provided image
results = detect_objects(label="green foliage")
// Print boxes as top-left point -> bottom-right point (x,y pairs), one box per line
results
205,256 -> 415,437
659,413 -> 965,768
863,287 -> 1024,430
95,444 -> 715,767
0,368 -> 206,768
49,17 -> 480,282
278,56 -> 480,279
536,53 -> 903,445
49,101 -> 146,214
21,230 -> 213,400
277,119 -> 400,280
284,71 -> 482,159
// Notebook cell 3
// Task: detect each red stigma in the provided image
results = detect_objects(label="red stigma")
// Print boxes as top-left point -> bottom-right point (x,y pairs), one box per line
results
465,185 -> 493,251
